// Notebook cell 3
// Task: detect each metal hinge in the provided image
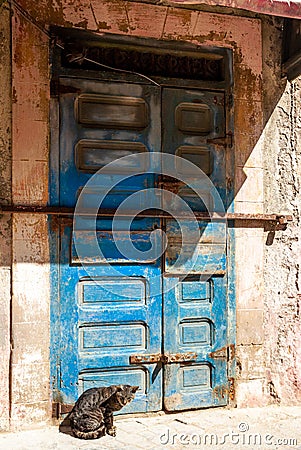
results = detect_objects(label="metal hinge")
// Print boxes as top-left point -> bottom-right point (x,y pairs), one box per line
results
52,402 -> 73,419
209,344 -> 235,361
207,132 -> 233,148
228,377 -> 235,401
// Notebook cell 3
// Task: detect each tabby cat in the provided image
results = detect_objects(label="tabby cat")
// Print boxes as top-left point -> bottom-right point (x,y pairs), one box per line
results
68,384 -> 139,440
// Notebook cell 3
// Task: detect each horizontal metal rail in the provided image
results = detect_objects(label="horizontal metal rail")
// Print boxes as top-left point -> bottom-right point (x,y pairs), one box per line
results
0,205 -> 293,224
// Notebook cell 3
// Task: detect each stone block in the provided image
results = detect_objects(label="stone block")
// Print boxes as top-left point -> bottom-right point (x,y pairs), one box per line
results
13,118 -> 48,162
237,309 -> 264,345
89,0 -> 130,34
12,160 -> 48,205
235,131 -> 264,168
62,0 -> 96,30
235,235 -> 264,273
235,378 -> 268,408
12,279 -> 50,324
11,362 -> 50,404
10,401 -> 50,430
13,214 -> 48,241
234,99 -> 263,142
236,270 -> 264,310
234,201 -> 264,214
162,8 -> 199,40
11,321 -> 50,365
127,3 -> 168,39
192,13 -> 262,78
236,344 -> 265,380
235,166 -> 264,203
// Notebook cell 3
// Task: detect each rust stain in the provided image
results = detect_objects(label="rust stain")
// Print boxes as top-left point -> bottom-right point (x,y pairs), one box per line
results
213,384 -> 228,400
118,21 -> 130,33
213,378 -> 235,402
98,21 -> 111,30
228,377 -> 235,401
73,19 -> 89,29
209,344 -> 235,360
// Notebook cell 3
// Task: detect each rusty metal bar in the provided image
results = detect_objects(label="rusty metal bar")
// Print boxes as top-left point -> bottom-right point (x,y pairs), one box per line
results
0,205 -> 293,223
130,352 -> 197,364
52,402 -> 73,418
130,354 -> 163,364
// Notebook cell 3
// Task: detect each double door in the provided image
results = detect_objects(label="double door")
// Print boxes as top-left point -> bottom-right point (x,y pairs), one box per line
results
53,77 -> 230,412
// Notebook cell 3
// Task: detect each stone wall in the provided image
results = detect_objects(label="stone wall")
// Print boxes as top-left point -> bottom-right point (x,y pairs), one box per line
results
262,16 -> 301,405
0,2 -> 12,432
10,8 -> 51,429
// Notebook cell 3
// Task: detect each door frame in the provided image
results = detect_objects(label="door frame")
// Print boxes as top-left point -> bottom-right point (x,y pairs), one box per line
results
49,31 -> 235,414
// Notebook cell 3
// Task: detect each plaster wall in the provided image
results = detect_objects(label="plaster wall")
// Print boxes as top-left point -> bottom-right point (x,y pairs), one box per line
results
0,2 -> 12,432
1,0 -> 296,430
262,16 -> 301,404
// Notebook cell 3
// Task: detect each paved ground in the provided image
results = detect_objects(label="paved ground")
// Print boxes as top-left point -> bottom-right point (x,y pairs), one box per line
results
0,405 -> 301,450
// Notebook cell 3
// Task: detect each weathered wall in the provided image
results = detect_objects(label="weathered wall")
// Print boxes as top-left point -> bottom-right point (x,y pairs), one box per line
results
262,16 -> 301,405
10,8 -> 51,429
3,0 -> 296,430
0,2 -> 12,432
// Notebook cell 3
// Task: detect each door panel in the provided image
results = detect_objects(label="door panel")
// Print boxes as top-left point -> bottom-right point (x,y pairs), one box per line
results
163,275 -> 228,410
59,78 -> 160,208
162,88 -> 228,410
162,88 -> 226,211
58,79 -> 162,412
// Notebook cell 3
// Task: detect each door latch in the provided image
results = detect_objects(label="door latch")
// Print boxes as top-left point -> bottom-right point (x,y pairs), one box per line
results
130,354 -> 163,364
130,352 -> 197,364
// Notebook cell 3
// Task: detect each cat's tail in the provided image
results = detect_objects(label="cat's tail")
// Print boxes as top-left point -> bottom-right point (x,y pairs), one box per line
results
71,424 -> 106,440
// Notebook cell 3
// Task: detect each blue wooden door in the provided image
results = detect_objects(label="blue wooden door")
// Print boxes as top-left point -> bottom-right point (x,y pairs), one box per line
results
162,88 -> 229,410
56,78 -> 162,412
53,79 -> 231,412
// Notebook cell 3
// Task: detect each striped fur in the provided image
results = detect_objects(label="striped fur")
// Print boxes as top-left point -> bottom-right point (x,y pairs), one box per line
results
68,385 -> 139,440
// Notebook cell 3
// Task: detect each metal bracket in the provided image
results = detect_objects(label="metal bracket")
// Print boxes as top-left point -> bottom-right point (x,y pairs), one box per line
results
207,132 -> 233,148
228,377 -> 235,401
209,344 -> 235,361
52,402 -> 73,418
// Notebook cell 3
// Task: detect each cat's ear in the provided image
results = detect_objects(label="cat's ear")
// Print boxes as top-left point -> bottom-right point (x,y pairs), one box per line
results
132,386 -> 139,393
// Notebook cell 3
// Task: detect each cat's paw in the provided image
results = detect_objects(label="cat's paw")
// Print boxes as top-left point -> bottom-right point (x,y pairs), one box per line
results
106,426 -> 117,437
